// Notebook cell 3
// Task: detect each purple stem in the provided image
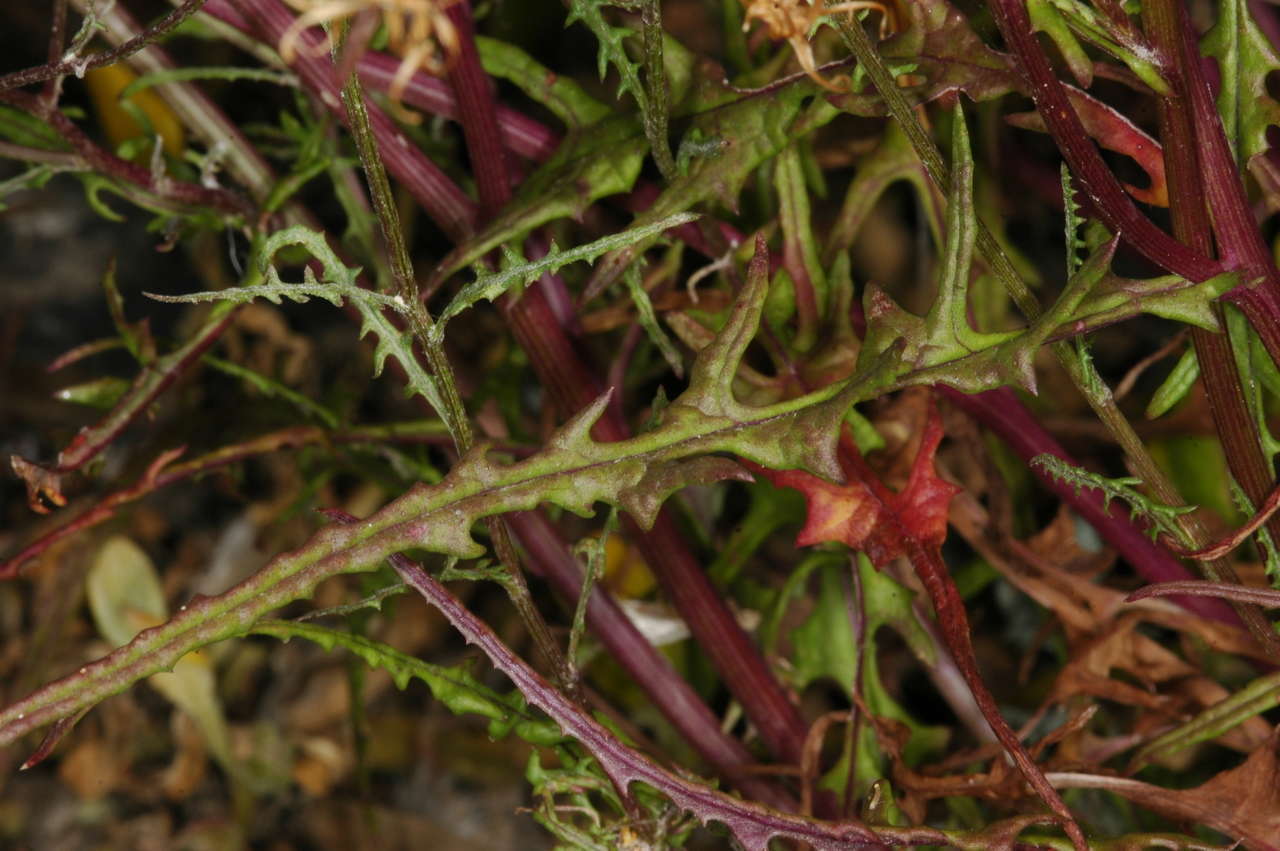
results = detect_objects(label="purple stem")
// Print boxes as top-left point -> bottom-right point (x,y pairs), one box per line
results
200,0 -> 559,162
228,0 -> 477,242
0,0 -> 208,92
0,89 -> 252,216
986,0 -> 1221,283
384,542 -> 945,850
444,2 -> 511,218
9,308 -> 238,511
507,511 -> 796,809
937,386 -> 1238,625
1127,581 -> 1280,607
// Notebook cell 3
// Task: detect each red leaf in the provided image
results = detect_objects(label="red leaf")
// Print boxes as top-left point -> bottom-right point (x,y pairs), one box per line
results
752,403 -> 960,566
752,400 -> 1090,848
1006,86 -> 1169,207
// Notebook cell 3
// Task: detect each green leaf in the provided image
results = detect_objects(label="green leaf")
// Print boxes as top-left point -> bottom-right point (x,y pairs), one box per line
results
623,262 -> 684,377
431,114 -> 649,280
250,620 -> 564,746
148,226 -> 449,417
54,376 -> 131,409
774,144 -> 827,347
566,0 -> 648,110
1145,346 -> 1199,419
584,73 -> 835,298
921,111 -> 1021,368
1069,270 -> 1239,332
203,355 -> 339,428
1031,0 -> 1168,93
434,213 -> 699,342
1226,305 -> 1280,464
1,253 -> 900,747
1031,454 -> 1197,543
789,558 -> 947,796
1203,0 -> 1280,166
825,121 -> 941,264
1027,0 -> 1093,86
476,36 -> 610,129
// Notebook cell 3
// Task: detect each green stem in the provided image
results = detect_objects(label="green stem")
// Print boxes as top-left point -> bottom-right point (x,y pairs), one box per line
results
640,0 -> 676,180
336,47 -> 573,689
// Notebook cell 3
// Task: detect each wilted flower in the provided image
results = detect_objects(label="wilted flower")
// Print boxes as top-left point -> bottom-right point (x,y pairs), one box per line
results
280,0 -> 462,112
741,0 -> 897,91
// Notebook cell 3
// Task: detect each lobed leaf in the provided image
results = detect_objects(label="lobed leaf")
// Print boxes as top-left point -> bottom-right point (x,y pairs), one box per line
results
0,246 -> 895,751
1204,0 -> 1280,167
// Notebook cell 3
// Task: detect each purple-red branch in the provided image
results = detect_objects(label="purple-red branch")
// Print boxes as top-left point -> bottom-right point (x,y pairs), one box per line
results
0,0 -> 208,92
1127,581 -> 1280,607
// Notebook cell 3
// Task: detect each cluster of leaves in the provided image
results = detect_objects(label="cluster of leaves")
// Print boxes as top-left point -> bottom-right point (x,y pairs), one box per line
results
3,0 -> 1280,847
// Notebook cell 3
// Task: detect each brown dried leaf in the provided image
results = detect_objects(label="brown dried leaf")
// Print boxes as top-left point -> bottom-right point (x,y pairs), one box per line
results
1051,728 -> 1280,848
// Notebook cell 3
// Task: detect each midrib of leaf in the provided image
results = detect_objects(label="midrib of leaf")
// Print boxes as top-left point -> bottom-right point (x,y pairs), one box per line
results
0,257 -> 893,748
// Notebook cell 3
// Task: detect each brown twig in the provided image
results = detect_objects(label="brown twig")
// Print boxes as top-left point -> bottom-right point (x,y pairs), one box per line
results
0,0 -> 209,92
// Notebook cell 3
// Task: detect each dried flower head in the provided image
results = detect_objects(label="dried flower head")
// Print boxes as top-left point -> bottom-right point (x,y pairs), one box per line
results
741,0 -> 897,91
280,0 -> 462,110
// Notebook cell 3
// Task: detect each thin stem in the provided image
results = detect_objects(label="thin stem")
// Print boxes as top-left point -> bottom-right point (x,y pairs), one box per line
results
81,0 -> 285,210
985,0 -> 1222,283
508,511 -> 796,809
1134,0 -> 1280,654
199,0 -> 560,161
231,0 -> 476,241
0,0 -> 209,92
336,39 -> 572,689
41,0 -> 69,106
835,16 -> 1042,322
640,0 -> 676,180
939,387 -> 1238,624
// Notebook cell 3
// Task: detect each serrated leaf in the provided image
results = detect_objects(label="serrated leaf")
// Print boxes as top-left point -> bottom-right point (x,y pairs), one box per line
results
1072,270 -> 1239,332
147,226 -> 447,417
921,111 -> 1022,365
566,0 -> 648,109
434,213 -> 698,342
250,620 -> 564,746
0,243 -> 898,750
1204,0 -> 1280,166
